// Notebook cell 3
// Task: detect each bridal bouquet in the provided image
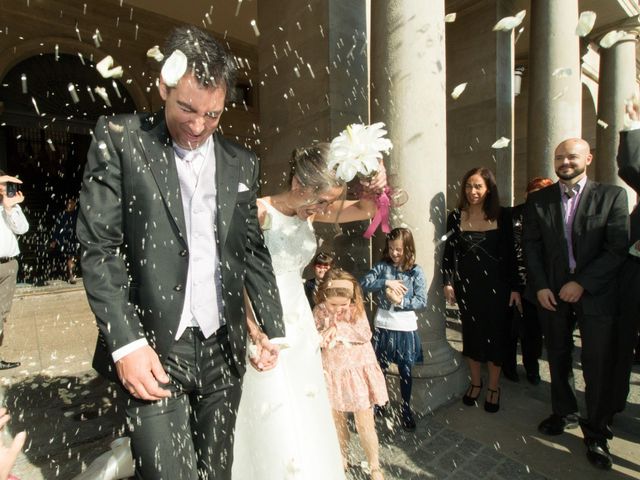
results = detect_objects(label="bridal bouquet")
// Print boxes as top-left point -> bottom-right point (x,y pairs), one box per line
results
328,122 -> 396,239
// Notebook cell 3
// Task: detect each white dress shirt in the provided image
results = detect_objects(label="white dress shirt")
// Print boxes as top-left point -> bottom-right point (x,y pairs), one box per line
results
112,137 -> 223,362
0,204 -> 29,257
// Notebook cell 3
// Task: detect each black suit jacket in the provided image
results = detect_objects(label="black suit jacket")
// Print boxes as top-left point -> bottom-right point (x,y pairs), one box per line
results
523,180 -> 629,315
617,129 -> 640,244
77,112 -> 284,380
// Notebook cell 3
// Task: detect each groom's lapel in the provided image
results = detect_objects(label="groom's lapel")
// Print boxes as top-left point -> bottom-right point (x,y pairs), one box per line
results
138,111 -> 188,248
215,132 -> 239,249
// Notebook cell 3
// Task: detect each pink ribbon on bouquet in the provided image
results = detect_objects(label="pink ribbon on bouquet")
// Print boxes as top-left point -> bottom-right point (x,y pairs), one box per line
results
363,187 -> 391,239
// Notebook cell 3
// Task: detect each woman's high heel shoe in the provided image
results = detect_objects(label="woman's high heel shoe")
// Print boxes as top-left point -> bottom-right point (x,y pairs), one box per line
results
462,381 -> 482,406
484,388 -> 501,413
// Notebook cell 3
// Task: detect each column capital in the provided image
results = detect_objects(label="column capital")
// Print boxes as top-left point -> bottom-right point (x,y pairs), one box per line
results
590,17 -> 640,47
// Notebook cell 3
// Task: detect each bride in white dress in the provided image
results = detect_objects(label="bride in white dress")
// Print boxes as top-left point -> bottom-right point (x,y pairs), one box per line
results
73,144 -> 386,480
232,144 -> 385,480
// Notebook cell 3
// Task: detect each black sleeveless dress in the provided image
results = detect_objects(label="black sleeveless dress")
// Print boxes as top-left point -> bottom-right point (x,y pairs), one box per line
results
443,209 -> 519,365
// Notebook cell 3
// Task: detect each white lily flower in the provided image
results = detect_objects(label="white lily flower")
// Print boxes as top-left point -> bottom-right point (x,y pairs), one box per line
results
493,10 -> 526,32
491,137 -> 510,149
328,122 -> 393,183
161,49 -> 188,87
576,11 -> 597,37
451,82 -> 468,100
600,30 -> 625,49
96,55 -> 124,79
146,45 -> 164,62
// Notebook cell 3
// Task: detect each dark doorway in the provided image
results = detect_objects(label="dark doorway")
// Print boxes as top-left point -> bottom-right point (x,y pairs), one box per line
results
0,53 -> 136,284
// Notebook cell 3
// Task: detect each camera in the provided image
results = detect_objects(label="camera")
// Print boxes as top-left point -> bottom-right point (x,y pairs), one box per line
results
5,182 -> 19,198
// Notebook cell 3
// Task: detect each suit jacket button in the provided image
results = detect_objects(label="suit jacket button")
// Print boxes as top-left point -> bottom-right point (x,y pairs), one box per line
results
174,284 -> 184,292
179,250 -> 188,257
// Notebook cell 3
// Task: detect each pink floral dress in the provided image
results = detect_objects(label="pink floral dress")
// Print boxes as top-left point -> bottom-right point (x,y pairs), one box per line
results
314,303 -> 389,412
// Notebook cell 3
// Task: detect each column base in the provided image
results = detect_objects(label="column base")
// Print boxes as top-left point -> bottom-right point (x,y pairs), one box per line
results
385,349 -> 469,414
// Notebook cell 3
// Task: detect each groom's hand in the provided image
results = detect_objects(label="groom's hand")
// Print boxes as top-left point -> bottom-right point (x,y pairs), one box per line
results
116,346 -> 172,401
249,334 -> 280,372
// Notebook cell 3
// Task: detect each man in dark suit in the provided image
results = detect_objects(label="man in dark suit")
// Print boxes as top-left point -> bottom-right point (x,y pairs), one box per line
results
610,101 -> 640,418
77,27 -> 284,479
523,138 -> 629,470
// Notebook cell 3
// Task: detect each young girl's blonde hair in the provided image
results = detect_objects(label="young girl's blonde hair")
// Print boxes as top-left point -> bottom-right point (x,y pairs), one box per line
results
314,268 -> 365,317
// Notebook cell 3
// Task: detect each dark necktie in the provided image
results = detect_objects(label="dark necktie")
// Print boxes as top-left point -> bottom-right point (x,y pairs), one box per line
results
564,183 -> 580,199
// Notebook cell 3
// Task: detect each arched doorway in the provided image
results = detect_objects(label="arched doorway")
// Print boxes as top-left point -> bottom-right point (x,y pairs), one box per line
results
0,53 -> 135,285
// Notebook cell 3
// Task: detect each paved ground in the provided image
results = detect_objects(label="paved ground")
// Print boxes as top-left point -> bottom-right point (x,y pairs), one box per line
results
0,284 -> 638,479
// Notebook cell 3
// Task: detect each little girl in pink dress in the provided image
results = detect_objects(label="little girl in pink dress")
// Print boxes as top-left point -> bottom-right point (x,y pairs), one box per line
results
314,268 -> 388,480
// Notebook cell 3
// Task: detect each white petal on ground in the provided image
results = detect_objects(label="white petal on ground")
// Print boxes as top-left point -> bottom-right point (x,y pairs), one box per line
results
600,30 -> 626,49
491,137 -> 510,149
451,82 -> 468,99
146,45 -> 164,62
552,67 -> 572,78
493,10 -> 526,32
161,49 -> 188,87
445,13 -> 457,23
597,119 -> 608,129
575,11 -> 597,37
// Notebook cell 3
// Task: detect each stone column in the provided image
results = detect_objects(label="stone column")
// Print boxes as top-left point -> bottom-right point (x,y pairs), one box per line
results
370,0 -> 466,414
595,31 -> 638,208
527,0 -> 581,180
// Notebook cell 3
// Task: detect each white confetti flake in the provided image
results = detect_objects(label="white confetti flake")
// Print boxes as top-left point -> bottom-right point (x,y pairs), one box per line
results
493,10 -> 526,32
161,49 -> 187,87
31,96 -> 40,115
600,30 -> 626,49
491,137 -> 510,149
146,45 -> 164,62
445,13 -> 457,23
96,55 -> 124,79
20,74 -> 27,94
68,83 -> 80,103
108,121 -> 124,132
576,11 -> 596,37
94,86 -> 112,107
597,119 -> 608,129
250,19 -> 260,37
450,82 -> 467,99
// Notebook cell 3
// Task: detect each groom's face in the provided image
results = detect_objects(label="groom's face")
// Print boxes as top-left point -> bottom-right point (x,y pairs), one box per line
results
159,72 -> 226,150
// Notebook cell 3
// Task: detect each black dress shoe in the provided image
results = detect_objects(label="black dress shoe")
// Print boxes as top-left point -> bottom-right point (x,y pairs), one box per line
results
462,381 -> 482,406
585,439 -> 612,470
484,388 -> 500,413
0,360 -> 20,370
526,373 -> 541,385
401,411 -> 416,432
537,413 -> 579,435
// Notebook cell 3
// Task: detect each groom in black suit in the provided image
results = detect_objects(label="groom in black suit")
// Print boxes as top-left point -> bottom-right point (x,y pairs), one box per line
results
77,27 -> 284,479
523,138 -> 628,470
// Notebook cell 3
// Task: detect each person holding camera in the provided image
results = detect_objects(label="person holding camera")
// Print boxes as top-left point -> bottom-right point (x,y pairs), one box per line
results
0,171 -> 28,370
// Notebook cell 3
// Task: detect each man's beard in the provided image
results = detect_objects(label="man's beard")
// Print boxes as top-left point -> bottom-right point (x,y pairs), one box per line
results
556,165 -> 585,181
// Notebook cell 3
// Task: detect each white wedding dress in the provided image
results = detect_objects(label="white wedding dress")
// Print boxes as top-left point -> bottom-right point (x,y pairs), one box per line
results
231,200 -> 345,480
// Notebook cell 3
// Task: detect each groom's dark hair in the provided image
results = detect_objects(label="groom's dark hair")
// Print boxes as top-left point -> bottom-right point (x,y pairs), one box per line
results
164,26 -> 237,96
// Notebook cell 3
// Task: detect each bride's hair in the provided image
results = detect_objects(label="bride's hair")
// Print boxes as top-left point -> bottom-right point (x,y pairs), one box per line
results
314,268 -> 365,317
289,143 -> 345,193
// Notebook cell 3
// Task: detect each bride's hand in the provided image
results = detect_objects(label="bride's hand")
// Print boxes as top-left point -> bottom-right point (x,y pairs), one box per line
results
249,333 -> 280,372
360,159 -> 387,194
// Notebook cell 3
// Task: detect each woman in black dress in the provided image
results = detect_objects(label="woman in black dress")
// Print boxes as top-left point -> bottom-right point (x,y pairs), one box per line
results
443,167 -> 521,412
